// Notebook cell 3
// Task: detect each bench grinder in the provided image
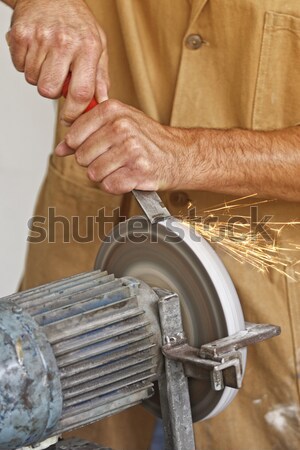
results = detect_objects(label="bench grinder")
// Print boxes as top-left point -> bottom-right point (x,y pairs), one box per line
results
0,192 -> 280,450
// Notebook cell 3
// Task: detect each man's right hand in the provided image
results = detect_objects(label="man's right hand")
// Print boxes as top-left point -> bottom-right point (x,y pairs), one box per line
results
6,0 -> 109,124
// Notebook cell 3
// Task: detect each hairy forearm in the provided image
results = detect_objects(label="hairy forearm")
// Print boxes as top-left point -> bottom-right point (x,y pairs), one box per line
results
55,97 -> 300,198
1,0 -> 16,7
185,126 -> 300,201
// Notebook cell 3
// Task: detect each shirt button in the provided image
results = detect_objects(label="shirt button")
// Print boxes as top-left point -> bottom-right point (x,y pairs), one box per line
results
185,34 -> 203,50
170,192 -> 191,207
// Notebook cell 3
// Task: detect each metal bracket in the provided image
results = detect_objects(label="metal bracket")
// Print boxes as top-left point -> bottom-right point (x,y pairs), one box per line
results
162,322 -> 281,391
200,322 -> 281,358
156,289 -> 195,450
155,289 -> 281,449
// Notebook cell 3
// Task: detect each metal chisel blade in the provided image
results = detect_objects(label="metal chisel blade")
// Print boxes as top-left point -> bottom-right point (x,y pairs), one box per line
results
132,190 -> 172,224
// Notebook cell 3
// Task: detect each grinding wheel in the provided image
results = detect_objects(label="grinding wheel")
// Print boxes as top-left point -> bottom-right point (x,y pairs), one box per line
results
95,216 -> 246,422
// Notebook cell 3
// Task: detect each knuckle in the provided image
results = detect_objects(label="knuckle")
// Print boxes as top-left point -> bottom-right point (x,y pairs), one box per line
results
64,134 -> 75,149
84,32 -> 100,51
35,26 -> 50,43
102,99 -> 121,115
71,85 -> 93,104
13,60 -> 25,72
112,117 -> 131,135
135,154 -> 151,173
25,72 -> 38,85
102,177 -> 134,195
56,30 -> 73,48
11,23 -> 31,43
38,81 -> 57,98
101,179 -> 116,195
87,166 -> 98,183
61,114 -> 76,125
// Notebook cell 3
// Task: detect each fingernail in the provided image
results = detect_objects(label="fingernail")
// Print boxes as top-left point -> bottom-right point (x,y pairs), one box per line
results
96,86 -> 109,103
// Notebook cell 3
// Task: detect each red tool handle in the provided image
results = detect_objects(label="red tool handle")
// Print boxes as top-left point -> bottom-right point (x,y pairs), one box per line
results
62,73 -> 98,112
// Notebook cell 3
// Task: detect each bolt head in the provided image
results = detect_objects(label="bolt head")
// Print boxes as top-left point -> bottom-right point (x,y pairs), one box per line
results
12,304 -> 22,314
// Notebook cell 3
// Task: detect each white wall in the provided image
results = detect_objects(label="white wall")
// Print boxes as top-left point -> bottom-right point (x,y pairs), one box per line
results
0,3 -> 56,296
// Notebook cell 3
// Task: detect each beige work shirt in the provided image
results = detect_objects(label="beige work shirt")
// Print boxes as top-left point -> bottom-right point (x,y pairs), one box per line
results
22,1 -> 300,449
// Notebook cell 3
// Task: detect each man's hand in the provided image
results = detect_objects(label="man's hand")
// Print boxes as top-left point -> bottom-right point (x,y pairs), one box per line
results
55,100 -> 199,194
6,0 -> 109,124
55,99 -> 300,201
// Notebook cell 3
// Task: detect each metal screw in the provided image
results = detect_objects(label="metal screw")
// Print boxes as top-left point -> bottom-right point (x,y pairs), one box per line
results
12,304 -> 22,314
122,277 -> 141,289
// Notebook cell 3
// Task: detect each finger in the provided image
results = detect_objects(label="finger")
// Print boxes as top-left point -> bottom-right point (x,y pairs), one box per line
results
62,100 -> 124,150
37,52 -> 72,99
60,52 -> 100,124
62,107 -> 108,149
87,145 -> 130,184
6,30 -> 28,72
24,43 -> 47,85
95,26 -> 109,103
100,167 -> 138,195
73,122 -> 125,166
102,166 -> 159,194
95,47 -> 110,103
55,140 -> 75,157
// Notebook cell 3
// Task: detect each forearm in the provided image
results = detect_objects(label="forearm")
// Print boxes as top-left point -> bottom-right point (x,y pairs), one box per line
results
1,0 -> 16,8
183,126 -> 300,201
55,98 -> 300,199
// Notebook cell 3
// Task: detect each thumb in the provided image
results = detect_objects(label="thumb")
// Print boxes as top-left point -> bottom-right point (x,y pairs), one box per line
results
95,47 -> 110,103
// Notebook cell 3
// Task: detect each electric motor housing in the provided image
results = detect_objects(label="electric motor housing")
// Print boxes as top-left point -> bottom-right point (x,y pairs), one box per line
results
0,272 -> 162,450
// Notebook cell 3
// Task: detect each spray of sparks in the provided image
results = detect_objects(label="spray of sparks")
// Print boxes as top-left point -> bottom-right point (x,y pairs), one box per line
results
182,194 -> 300,280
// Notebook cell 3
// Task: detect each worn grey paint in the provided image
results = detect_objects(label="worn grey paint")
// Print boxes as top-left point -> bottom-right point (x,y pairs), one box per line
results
0,301 -> 62,449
